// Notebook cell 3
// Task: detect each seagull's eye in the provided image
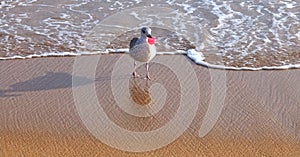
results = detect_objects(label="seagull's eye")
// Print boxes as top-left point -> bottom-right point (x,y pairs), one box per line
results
142,30 -> 146,34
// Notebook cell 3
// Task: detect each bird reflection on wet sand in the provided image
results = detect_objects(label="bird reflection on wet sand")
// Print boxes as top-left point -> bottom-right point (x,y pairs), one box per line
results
129,78 -> 152,106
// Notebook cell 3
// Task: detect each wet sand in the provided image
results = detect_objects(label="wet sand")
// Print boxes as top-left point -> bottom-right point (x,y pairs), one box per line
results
0,54 -> 300,156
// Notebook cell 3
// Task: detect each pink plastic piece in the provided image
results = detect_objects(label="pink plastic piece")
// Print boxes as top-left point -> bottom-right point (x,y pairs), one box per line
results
147,37 -> 156,45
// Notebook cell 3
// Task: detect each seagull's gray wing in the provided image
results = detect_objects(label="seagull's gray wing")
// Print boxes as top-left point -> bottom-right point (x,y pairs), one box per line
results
129,37 -> 139,49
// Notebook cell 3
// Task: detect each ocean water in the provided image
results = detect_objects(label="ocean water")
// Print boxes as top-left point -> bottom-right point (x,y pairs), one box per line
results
0,0 -> 300,70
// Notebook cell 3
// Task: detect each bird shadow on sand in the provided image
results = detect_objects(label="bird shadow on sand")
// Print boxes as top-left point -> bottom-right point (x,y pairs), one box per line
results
129,78 -> 152,106
0,72 -> 94,97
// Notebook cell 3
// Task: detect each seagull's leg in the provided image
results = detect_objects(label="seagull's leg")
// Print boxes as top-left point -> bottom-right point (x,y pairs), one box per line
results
146,62 -> 151,80
133,61 -> 139,78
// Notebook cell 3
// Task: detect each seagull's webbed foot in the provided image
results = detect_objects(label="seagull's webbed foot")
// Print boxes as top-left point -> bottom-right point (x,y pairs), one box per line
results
132,71 -> 140,78
146,74 -> 152,80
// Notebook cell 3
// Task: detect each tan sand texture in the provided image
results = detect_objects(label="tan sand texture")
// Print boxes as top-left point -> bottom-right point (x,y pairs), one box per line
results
0,54 -> 300,156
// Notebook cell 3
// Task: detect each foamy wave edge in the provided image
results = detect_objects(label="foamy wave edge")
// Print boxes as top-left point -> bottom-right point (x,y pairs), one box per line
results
186,49 -> 300,70
1,49 -> 299,71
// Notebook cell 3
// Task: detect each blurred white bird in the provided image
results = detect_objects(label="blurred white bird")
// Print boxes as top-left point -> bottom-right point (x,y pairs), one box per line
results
129,27 -> 156,80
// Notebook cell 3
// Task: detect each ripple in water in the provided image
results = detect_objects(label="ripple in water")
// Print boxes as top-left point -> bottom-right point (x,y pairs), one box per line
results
0,0 -> 299,70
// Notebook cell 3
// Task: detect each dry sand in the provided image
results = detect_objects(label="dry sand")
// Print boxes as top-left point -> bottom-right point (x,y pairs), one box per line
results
0,54 -> 299,156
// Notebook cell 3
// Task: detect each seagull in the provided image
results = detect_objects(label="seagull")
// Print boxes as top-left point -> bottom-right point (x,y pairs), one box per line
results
129,27 -> 156,80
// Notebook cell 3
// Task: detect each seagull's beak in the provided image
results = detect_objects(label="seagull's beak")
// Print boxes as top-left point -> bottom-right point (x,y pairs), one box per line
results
147,34 -> 152,38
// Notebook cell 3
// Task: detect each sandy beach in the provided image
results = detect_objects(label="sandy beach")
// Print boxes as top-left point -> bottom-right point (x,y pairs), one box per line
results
0,54 -> 300,156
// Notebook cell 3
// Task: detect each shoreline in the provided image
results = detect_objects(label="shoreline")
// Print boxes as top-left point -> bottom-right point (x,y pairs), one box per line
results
0,54 -> 299,156
1,50 -> 300,71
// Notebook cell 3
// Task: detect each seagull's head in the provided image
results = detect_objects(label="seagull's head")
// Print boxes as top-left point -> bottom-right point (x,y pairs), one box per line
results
141,27 -> 152,38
